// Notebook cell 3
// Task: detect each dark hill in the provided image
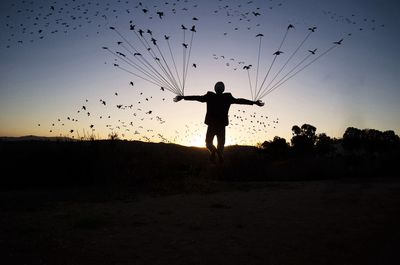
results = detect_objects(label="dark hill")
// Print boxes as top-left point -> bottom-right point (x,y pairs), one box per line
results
0,139 -> 397,189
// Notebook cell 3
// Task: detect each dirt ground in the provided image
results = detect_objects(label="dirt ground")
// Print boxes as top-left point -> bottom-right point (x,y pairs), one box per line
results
1,178 -> 400,265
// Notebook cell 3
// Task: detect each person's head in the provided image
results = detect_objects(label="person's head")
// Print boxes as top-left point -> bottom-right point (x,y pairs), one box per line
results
214,81 -> 225,94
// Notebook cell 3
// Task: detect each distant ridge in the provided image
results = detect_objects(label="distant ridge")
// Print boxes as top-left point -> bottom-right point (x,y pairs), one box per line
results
0,135 -> 74,142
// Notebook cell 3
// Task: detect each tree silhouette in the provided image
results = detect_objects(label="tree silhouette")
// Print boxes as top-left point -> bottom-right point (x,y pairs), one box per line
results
291,123 -> 317,154
260,136 -> 290,159
343,127 -> 400,153
342,127 -> 362,151
315,133 -> 335,155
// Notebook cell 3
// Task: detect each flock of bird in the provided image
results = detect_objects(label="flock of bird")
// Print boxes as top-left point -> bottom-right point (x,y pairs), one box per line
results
37,81 -> 280,145
37,83 -> 172,142
213,0 -> 285,37
2,0 -> 200,49
321,9 -> 385,34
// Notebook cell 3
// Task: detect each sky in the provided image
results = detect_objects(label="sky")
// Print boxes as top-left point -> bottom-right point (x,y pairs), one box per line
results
0,0 -> 399,147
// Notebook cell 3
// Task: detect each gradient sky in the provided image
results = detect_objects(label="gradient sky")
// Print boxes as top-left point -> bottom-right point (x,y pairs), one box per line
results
1,0 -> 399,146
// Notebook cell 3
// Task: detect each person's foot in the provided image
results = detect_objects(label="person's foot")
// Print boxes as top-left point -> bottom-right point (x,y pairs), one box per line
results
210,150 -> 216,163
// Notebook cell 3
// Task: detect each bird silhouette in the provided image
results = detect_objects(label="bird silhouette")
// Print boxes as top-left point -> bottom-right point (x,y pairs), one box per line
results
308,26 -> 317,32
308,49 -> 317,54
333,38 -> 343,45
273,50 -> 284,55
156,11 -> 164,19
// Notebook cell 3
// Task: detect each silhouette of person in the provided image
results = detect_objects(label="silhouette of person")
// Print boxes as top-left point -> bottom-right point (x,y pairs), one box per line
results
174,81 -> 264,163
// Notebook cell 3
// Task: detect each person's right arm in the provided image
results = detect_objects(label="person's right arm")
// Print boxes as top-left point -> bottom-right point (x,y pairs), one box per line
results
174,94 -> 207,103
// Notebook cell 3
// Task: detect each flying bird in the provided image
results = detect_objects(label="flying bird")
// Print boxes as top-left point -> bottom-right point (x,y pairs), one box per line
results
308,49 -> 317,54
333,38 -> 343,45
156,11 -> 164,19
273,50 -> 284,55
308,26 -> 317,32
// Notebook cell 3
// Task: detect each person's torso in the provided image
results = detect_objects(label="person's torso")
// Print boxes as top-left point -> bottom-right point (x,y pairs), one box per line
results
204,92 -> 233,126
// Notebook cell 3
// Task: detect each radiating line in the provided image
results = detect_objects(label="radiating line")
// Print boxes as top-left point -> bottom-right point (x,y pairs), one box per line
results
255,27 -> 290,100
261,45 -> 338,98
259,31 -> 313,99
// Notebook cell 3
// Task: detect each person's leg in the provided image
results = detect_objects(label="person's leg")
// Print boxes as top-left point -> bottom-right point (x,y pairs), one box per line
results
205,126 -> 217,162
216,126 -> 226,163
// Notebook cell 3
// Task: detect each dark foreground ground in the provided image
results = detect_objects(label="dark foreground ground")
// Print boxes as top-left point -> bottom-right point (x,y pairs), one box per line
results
1,178 -> 400,265
1,140 -> 399,264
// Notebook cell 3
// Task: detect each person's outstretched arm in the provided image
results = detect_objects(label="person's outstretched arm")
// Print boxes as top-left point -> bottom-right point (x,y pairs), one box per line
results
174,95 -> 207,103
232,97 -> 265,106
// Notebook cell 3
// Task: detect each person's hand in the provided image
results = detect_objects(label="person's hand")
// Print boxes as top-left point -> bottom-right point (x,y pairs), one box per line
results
254,100 -> 264,106
173,95 -> 184,102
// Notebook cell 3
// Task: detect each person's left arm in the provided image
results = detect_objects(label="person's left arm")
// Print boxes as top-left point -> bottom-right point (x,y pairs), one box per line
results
232,97 -> 264,106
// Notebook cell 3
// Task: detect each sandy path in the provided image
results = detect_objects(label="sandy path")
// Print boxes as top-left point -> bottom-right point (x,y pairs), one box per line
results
1,179 -> 400,265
